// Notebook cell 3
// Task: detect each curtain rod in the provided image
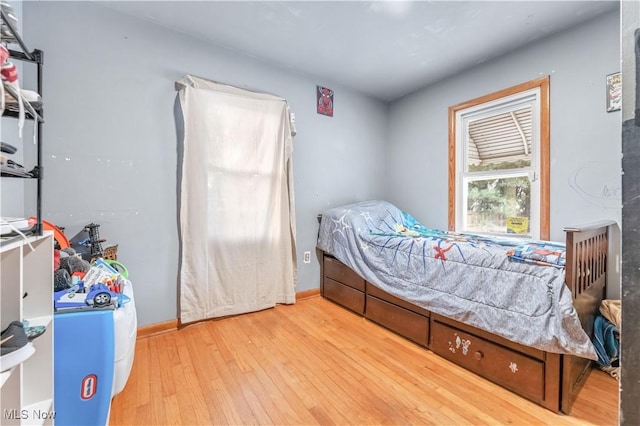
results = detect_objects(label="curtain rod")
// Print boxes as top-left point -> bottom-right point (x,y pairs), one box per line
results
174,74 -> 285,100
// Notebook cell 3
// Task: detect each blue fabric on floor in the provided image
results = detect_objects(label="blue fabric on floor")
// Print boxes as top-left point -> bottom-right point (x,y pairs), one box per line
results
592,315 -> 619,367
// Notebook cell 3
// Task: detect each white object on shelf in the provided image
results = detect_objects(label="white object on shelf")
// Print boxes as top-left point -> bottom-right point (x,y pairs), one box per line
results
0,232 -> 53,425
0,217 -> 30,235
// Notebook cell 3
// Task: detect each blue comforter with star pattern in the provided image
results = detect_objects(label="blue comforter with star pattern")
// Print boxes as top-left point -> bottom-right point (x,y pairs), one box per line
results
316,200 -> 596,360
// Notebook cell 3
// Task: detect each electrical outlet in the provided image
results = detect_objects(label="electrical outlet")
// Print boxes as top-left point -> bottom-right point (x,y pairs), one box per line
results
303,251 -> 311,264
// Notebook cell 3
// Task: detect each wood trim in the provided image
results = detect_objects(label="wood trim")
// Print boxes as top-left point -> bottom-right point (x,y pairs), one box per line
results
539,76 -> 550,240
137,319 -> 179,339
448,106 -> 457,231
296,288 -> 320,300
448,76 -> 550,238
450,77 -> 550,112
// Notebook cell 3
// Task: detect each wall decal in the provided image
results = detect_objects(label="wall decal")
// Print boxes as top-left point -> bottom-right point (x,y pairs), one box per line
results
317,85 -> 334,117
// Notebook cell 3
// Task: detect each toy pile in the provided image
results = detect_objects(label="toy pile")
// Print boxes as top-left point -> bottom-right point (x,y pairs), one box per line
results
51,222 -> 130,312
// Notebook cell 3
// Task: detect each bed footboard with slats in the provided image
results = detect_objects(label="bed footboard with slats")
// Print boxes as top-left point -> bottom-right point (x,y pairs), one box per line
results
564,221 -> 614,302
561,220 -> 615,413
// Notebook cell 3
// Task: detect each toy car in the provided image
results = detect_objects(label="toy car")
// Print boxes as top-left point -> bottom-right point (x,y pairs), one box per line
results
85,283 -> 118,308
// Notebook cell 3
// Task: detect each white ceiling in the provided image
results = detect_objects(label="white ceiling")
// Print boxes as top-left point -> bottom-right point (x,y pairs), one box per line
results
100,1 -> 619,102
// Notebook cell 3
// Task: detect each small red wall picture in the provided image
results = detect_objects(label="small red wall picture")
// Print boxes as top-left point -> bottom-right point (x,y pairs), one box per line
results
317,85 -> 334,117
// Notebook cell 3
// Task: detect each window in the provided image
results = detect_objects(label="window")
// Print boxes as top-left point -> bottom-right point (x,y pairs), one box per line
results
448,77 -> 550,240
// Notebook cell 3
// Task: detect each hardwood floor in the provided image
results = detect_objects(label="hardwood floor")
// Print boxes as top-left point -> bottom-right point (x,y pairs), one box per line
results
110,296 -> 619,425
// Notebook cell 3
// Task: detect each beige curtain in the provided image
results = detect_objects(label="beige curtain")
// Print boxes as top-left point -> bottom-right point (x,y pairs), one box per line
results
176,75 -> 297,324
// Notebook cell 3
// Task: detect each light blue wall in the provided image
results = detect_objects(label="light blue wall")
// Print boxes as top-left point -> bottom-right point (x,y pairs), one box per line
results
19,2 -> 621,324
22,1 -> 388,326
387,10 -> 621,297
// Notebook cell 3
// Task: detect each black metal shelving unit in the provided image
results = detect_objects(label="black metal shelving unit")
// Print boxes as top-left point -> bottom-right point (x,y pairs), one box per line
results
1,8 -> 44,237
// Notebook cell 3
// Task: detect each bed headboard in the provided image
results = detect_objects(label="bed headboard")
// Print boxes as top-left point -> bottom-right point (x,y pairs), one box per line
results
563,220 -> 616,343
561,220 -> 615,413
563,220 -> 615,301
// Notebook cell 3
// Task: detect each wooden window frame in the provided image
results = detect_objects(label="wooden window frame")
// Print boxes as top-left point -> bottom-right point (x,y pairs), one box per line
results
448,76 -> 550,240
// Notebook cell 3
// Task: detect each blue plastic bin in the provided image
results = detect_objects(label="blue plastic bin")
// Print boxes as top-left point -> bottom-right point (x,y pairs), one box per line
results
54,309 -> 115,426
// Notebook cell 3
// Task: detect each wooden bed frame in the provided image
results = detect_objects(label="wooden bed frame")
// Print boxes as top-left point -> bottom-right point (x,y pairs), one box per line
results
318,220 -> 614,414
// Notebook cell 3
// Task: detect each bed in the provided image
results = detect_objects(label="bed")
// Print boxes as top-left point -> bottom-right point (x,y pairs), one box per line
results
316,200 -> 613,413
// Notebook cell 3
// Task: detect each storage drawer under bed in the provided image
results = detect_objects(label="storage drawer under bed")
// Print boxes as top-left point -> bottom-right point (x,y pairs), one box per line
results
430,315 -> 545,401
322,256 -> 366,314
323,277 -> 365,314
323,256 -> 365,291
365,295 -> 429,347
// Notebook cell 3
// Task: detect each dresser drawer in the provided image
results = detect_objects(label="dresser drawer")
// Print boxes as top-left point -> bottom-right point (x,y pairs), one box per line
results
366,295 -> 429,347
323,256 -> 365,291
430,318 -> 544,401
324,277 -> 365,315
